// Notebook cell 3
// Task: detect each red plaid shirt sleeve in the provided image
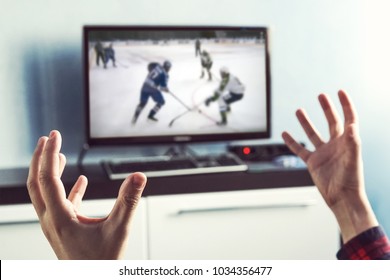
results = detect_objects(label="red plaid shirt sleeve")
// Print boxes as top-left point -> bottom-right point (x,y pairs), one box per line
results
337,226 -> 390,260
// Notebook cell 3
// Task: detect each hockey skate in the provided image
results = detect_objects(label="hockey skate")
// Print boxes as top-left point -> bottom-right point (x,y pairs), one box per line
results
131,115 -> 138,125
217,111 -> 227,126
148,115 -> 158,122
217,120 -> 227,126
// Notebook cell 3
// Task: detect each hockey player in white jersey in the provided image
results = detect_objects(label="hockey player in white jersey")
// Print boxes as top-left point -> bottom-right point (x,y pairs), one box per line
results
205,67 -> 245,126
200,50 -> 213,81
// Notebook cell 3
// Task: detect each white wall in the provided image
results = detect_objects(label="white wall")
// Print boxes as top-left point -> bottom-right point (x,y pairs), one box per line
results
1,0 -> 389,233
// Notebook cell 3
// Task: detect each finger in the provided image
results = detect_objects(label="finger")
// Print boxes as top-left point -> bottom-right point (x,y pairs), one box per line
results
318,93 -> 343,139
68,175 -> 88,211
338,89 -> 358,125
296,109 -> 325,148
108,172 -> 147,226
59,153 -> 66,177
27,136 -> 48,216
345,123 -> 361,154
39,130 -> 67,210
282,131 -> 311,162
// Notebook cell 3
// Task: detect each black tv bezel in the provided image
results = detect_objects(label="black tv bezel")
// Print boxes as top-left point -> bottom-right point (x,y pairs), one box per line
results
83,25 -> 271,146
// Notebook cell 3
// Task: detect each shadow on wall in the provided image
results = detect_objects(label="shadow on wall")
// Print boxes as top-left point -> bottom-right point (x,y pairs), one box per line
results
22,43 -> 86,160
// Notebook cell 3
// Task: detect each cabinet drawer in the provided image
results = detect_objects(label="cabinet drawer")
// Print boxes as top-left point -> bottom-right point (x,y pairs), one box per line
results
147,186 -> 339,259
0,198 -> 148,260
0,204 -> 55,259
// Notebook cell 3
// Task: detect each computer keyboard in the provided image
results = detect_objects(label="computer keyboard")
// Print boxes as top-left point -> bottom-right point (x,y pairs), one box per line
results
103,153 -> 248,179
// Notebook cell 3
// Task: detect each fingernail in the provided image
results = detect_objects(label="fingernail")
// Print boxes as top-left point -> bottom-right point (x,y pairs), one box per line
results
49,131 -> 56,139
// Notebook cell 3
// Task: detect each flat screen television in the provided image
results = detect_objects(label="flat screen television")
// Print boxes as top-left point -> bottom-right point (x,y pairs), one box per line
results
83,25 -> 271,146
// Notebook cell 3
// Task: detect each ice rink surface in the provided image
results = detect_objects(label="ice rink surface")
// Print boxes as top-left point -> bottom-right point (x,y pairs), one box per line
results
88,40 -> 268,140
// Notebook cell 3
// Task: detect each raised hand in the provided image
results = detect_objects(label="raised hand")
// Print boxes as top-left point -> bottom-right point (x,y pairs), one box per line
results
282,90 -> 378,242
27,130 -> 147,259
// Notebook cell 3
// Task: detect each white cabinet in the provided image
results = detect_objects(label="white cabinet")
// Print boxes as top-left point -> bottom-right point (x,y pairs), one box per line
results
0,204 -> 56,259
0,187 -> 340,260
147,186 -> 340,259
0,198 -> 147,260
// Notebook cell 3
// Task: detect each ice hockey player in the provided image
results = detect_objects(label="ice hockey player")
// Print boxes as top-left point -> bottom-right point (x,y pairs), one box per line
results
131,60 -> 172,124
195,39 -> 201,57
205,67 -> 245,126
200,50 -> 213,81
94,41 -> 106,68
104,43 -> 116,68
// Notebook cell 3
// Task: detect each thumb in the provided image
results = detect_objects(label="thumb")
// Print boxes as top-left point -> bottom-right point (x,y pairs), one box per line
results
108,172 -> 147,224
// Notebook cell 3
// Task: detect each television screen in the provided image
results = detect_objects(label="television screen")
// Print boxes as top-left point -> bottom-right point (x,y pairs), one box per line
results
83,26 -> 271,145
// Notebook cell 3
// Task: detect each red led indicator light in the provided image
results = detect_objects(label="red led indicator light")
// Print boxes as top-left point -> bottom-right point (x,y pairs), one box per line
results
243,147 -> 251,155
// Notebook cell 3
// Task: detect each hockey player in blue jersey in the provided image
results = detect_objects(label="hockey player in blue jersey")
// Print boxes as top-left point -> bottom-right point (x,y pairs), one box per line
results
132,60 -> 172,124
94,41 -> 106,68
104,43 -> 116,68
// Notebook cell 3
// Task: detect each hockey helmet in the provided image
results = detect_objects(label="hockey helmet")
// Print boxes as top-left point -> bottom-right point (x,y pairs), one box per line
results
220,66 -> 229,77
163,60 -> 172,71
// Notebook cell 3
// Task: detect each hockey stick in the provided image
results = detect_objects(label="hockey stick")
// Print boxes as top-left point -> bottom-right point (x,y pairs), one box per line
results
168,91 -> 194,111
168,91 -> 217,126
168,100 -> 205,127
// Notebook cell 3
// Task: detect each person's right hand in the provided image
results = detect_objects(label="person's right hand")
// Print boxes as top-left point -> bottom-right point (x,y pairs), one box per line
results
27,130 -> 147,259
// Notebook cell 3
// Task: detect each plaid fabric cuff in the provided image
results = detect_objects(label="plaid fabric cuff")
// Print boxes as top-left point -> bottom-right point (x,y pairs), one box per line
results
337,226 -> 390,260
